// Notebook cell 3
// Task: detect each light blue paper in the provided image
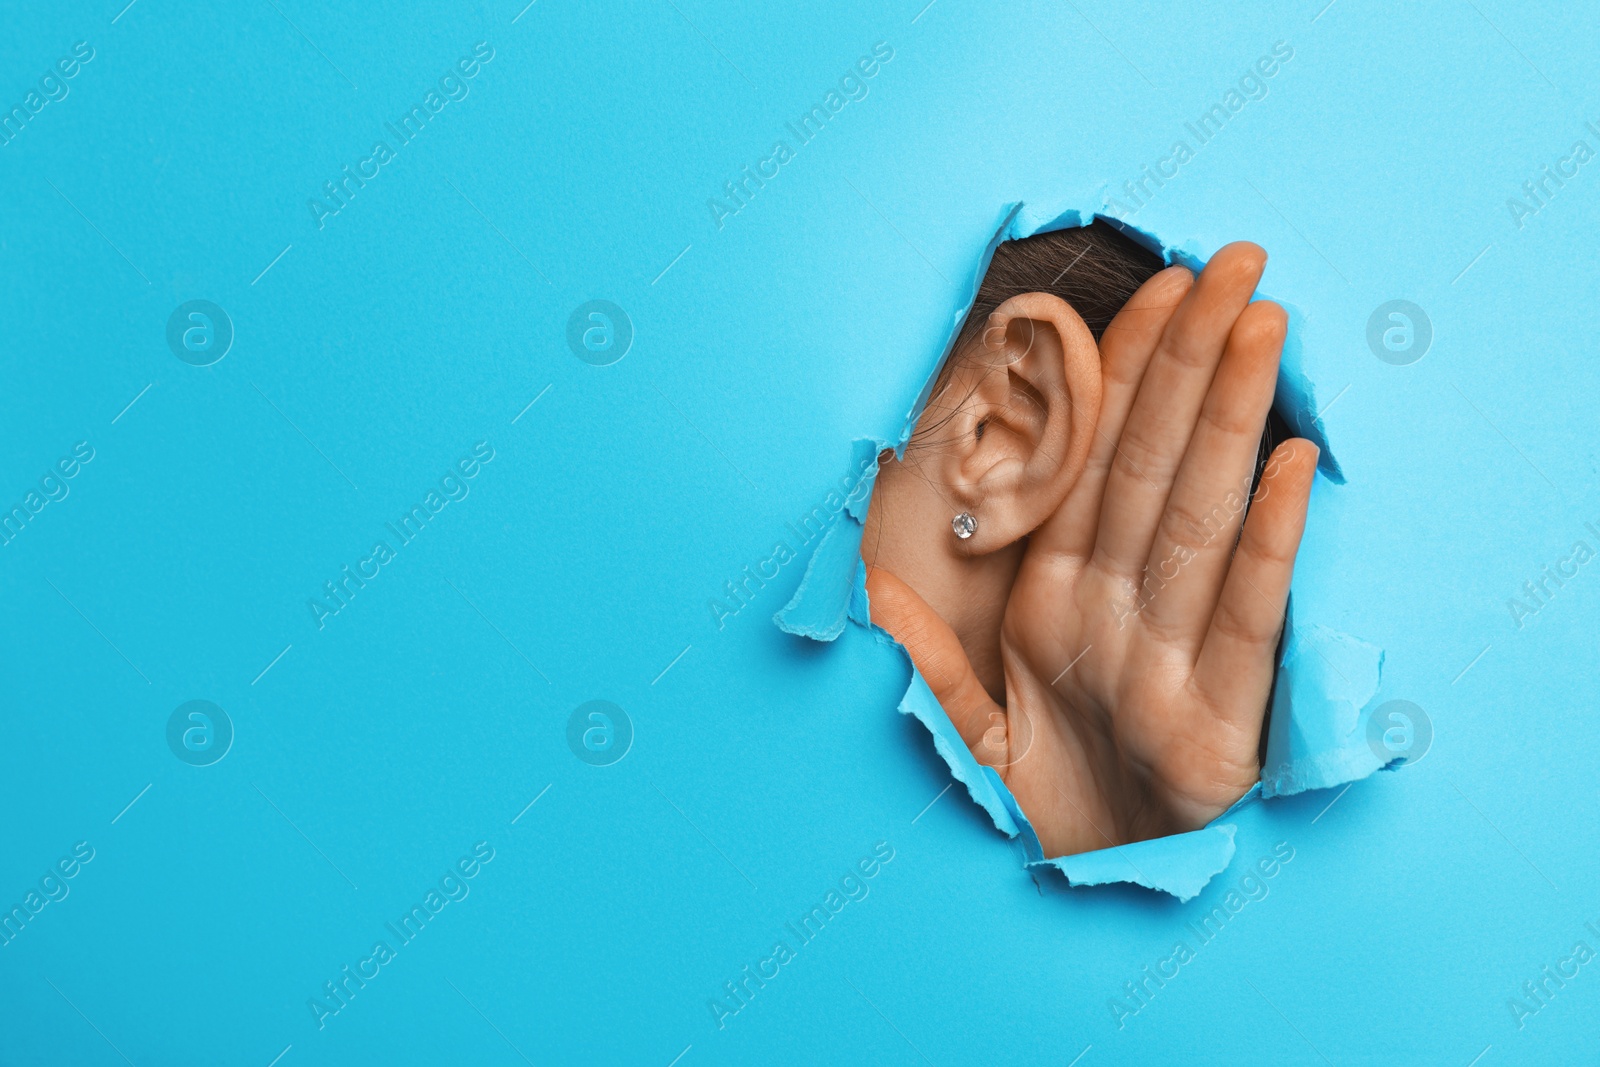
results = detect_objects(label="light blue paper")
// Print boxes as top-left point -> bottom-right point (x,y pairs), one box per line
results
1045,824 -> 1239,903
7,3 -> 1600,1064
1261,613 -> 1387,797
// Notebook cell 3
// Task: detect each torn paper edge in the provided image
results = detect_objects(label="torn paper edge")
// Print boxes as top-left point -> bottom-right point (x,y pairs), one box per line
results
1259,610 -> 1386,797
888,626 -> 1245,901
901,201 -> 1344,483
773,439 -> 880,641
780,198 -> 1389,899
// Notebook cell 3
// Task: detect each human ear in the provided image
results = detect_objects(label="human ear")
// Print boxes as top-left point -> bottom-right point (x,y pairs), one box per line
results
912,292 -> 1101,553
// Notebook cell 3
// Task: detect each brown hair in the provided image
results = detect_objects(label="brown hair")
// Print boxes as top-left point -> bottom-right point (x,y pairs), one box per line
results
955,219 -> 1166,353
913,219 -> 1285,485
911,221 -> 1163,451
902,221 -> 1289,753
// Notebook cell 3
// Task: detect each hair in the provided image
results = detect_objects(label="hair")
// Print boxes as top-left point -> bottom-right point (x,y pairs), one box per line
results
912,219 -> 1286,473
957,219 -> 1166,352
902,220 -> 1289,757
910,220 -> 1162,453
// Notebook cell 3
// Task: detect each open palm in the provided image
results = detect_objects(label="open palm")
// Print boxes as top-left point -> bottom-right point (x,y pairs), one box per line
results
869,244 -> 1318,858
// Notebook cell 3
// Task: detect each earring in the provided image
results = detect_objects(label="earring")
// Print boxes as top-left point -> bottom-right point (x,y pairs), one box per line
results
951,512 -> 977,540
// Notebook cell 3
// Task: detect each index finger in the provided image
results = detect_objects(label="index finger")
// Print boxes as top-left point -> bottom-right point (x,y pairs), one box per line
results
1030,264 -> 1193,563
1090,243 -> 1267,580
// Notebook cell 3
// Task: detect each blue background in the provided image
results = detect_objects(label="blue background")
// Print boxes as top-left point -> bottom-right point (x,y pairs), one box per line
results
3,0 -> 1598,1063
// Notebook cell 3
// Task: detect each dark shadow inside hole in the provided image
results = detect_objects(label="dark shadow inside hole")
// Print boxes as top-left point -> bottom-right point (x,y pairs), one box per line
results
1253,407 -> 1295,769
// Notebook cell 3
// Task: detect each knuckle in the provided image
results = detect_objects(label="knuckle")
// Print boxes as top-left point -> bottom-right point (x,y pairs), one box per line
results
1209,598 -> 1261,646
1204,398 -> 1268,441
1113,425 -> 1175,482
1159,334 -> 1216,371
1163,497 -> 1233,554
1241,530 -> 1295,570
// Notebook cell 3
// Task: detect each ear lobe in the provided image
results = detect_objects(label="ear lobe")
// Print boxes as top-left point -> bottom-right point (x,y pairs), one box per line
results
934,292 -> 1101,553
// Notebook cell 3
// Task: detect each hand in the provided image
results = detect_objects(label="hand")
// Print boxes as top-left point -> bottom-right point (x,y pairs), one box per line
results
868,243 -> 1318,858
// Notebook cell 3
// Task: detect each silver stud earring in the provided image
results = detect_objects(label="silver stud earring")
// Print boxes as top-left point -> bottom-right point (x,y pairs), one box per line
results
951,512 -> 977,540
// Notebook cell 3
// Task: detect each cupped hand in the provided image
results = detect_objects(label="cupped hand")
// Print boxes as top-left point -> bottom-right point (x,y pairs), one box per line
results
869,243 -> 1319,858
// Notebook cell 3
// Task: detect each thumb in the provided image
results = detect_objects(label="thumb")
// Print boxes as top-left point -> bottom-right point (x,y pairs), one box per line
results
865,567 -> 1007,765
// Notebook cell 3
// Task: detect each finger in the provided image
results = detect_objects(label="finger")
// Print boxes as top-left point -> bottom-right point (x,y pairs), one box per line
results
1138,299 -> 1287,648
1193,440 -> 1317,729
865,567 -> 1007,763
1033,265 -> 1193,562
1092,243 -> 1267,580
